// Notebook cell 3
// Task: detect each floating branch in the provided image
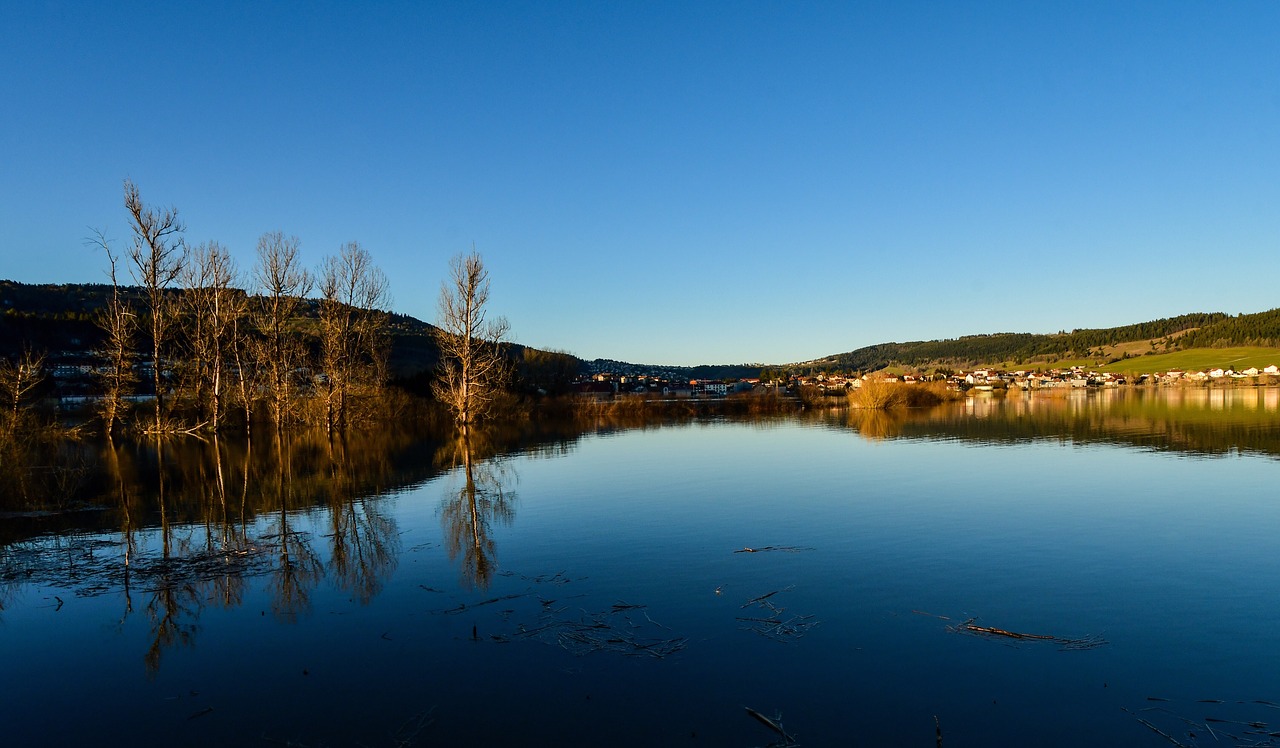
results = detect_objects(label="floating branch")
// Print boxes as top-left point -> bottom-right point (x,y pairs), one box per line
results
741,586 -> 795,608
912,610 -> 951,621
744,706 -> 799,747
949,617 -> 1107,650
503,597 -> 688,659
549,619 -> 688,659
438,592 -> 529,615
424,571 -> 688,659
1126,698 -> 1280,747
738,587 -> 819,641
733,546 -> 815,554
1123,708 -> 1191,748
497,570 -> 576,585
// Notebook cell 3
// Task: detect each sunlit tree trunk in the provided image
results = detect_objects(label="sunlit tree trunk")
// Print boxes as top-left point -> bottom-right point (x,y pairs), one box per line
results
230,313 -> 254,434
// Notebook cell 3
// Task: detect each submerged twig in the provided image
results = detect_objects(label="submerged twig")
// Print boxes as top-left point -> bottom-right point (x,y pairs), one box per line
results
438,592 -> 529,615
738,587 -> 818,641
745,706 -> 798,746
741,586 -> 795,608
391,705 -> 436,748
1123,708 -> 1192,747
1126,698 -> 1280,747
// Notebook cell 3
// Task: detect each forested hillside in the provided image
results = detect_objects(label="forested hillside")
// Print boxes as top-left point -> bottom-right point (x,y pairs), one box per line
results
803,311 -> 1280,373
1177,309 -> 1280,349
4,279 -> 1277,380
0,280 -> 584,394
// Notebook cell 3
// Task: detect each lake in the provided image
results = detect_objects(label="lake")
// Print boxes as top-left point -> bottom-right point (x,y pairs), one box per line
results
3,387 -> 1280,746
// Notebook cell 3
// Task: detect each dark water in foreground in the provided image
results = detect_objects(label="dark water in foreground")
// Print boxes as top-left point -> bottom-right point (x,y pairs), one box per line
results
3,388 -> 1280,747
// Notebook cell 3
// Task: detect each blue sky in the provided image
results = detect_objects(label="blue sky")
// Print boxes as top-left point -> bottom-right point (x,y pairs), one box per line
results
2,1 -> 1277,366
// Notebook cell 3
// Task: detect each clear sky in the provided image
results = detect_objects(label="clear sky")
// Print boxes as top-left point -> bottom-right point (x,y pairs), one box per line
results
2,1 -> 1277,366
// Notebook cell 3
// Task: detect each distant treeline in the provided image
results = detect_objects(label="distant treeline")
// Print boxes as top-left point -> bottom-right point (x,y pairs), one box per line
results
1177,308 -> 1280,349
584,358 -> 763,382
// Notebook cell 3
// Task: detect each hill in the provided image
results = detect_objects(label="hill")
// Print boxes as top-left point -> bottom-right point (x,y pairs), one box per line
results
801,310 -> 1280,373
583,358 -> 763,382
0,280 -> 582,386
1090,347 -> 1280,375
5,279 -> 1278,380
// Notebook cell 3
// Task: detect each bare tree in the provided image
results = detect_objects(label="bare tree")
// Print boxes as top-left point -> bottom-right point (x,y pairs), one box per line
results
432,251 -> 510,426
123,179 -> 187,433
251,231 -> 312,431
317,241 -> 391,432
88,229 -> 137,436
0,347 -> 47,435
181,242 -> 241,432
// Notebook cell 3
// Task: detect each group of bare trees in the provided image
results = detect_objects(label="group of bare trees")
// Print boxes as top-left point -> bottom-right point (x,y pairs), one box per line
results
3,179 -> 515,438
90,180 -> 393,436
318,242 -> 391,433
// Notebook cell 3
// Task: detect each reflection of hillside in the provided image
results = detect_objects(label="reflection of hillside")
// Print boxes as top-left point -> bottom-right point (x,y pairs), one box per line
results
833,388 -> 1280,459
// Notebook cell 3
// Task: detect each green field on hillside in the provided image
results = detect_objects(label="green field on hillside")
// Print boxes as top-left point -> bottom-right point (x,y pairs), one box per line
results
994,347 -> 1280,374
1092,347 -> 1280,374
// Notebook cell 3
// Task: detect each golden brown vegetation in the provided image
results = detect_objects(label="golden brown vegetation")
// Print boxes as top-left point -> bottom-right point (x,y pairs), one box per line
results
847,379 -> 963,409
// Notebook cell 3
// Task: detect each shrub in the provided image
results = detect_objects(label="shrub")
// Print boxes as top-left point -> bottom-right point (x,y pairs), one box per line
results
847,379 -> 961,409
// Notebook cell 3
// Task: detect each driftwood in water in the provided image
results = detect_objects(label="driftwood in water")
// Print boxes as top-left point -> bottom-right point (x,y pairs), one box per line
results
744,706 -> 798,746
737,587 -> 820,641
1126,697 -> 1280,747
733,546 -> 815,554
949,617 -> 1107,650
959,622 -> 1056,641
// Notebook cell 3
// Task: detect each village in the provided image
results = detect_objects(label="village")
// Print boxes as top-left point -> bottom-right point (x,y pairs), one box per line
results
573,363 -> 1280,399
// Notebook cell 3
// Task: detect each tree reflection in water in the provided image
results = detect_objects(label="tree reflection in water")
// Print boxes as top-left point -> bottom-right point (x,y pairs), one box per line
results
264,432 -> 323,622
141,436 -> 202,674
324,434 -> 399,605
0,427 -> 419,671
436,424 -> 517,590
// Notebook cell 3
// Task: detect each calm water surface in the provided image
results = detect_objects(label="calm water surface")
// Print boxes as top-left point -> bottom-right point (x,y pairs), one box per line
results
3,389 -> 1280,747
